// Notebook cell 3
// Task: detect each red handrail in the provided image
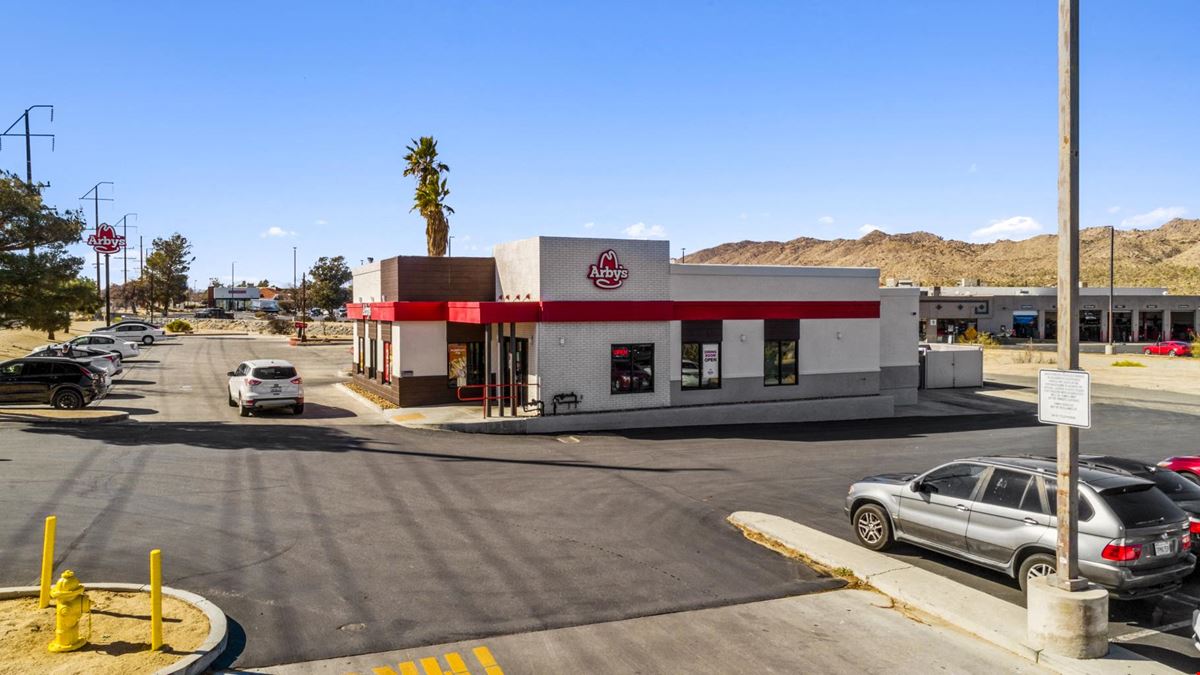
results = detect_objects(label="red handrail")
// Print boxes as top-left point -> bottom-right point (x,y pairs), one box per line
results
456,382 -> 539,417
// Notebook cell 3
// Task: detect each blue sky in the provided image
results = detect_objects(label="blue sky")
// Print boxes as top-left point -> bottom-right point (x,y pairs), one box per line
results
3,2 -> 1197,288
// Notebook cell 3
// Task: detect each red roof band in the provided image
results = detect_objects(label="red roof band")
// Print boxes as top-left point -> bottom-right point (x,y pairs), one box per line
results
347,300 -> 880,323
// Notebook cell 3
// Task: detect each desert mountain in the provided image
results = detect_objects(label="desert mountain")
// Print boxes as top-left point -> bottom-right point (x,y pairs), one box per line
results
684,218 -> 1200,294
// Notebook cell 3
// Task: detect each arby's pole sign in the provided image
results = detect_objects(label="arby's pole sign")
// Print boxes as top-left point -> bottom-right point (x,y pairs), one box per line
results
587,249 -> 629,289
87,222 -> 126,254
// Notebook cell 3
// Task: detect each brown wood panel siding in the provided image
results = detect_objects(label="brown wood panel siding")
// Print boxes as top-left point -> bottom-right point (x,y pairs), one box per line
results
398,375 -> 461,406
351,372 -> 398,404
394,256 -> 496,301
379,258 -> 400,301
447,322 -> 485,342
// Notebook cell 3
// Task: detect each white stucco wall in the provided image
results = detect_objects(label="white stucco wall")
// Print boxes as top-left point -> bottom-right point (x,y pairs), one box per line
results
798,318 -> 880,374
880,288 -> 920,367
670,264 -> 880,301
351,261 -> 382,303
719,319 -> 766,378
493,238 -> 541,301
398,321 -> 447,377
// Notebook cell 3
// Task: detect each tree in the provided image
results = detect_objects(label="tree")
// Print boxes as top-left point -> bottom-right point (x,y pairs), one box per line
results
207,277 -> 221,288
256,278 -> 270,288
307,256 -> 352,313
403,136 -> 453,256
0,171 -> 98,338
144,233 -> 194,316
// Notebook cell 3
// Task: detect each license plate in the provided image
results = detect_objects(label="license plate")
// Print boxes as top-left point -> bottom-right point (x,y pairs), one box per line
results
270,385 -> 282,394
1155,541 -> 1171,556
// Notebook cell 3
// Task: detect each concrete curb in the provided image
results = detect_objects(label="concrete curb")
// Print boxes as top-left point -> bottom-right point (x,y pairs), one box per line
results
0,583 -> 227,675
333,382 -> 391,413
0,409 -> 130,425
727,511 -> 1174,675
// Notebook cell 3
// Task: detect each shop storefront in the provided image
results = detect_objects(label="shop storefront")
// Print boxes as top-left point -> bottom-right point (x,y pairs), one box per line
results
348,236 -> 920,418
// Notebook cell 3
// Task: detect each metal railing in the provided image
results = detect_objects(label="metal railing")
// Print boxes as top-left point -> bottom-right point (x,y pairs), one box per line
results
456,382 -> 541,418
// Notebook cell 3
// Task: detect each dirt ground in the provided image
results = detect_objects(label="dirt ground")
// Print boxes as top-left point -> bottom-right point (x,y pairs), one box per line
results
0,590 -> 209,675
0,321 -> 107,360
985,349 -> 1200,395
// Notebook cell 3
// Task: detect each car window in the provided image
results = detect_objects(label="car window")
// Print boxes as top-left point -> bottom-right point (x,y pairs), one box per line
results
251,366 -> 297,380
1148,469 -> 1200,499
979,469 -> 1037,511
234,363 -> 248,376
22,361 -> 54,376
1043,480 -> 1095,521
0,362 -> 22,376
921,463 -> 987,500
1098,485 -> 1185,529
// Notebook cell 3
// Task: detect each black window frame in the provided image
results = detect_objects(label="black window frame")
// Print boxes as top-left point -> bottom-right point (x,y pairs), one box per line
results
921,462 -> 988,500
764,339 -> 798,386
979,468 -> 1038,512
681,341 -> 721,390
611,343 -> 655,395
447,341 -> 486,389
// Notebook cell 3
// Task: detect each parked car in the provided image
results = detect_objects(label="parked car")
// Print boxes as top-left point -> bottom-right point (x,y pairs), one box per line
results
33,334 -> 141,359
681,360 -> 700,388
334,307 -> 347,319
251,298 -> 280,314
845,455 -> 1195,599
92,321 -> 166,345
1142,340 -> 1192,357
1065,456 -> 1200,551
1158,457 -> 1200,486
194,307 -> 233,319
0,357 -> 107,409
27,346 -> 121,378
307,308 -> 327,318
227,359 -> 304,416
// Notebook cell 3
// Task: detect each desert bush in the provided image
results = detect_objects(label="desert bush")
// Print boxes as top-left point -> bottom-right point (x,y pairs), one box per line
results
1112,360 -> 1146,368
165,319 -> 193,334
265,316 -> 291,335
959,329 -> 1000,348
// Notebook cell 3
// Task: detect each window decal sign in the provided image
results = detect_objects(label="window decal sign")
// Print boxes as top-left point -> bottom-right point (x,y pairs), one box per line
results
87,223 -> 125,254
588,249 -> 629,289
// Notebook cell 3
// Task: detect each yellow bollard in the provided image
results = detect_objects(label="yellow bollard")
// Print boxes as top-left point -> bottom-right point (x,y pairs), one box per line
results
48,570 -> 90,652
150,549 -> 163,651
39,516 -> 56,609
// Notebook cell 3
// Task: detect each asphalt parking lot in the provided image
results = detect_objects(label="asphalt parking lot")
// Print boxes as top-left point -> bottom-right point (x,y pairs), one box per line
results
1,334 -> 1199,670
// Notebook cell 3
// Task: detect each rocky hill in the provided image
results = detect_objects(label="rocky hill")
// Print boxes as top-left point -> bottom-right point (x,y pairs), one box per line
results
684,218 -> 1200,294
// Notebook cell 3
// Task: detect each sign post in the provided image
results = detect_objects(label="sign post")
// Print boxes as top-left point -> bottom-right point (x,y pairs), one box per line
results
87,223 -> 126,326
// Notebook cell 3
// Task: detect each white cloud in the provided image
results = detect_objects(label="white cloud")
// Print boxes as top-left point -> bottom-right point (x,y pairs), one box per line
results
582,222 -> 595,229
970,216 -> 1044,242
314,219 -> 328,225
818,215 -> 835,225
623,222 -> 667,239
968,163 -> 978,174
1120,206 -> 1187,228
1106,206 -> 1121,214
260,226 -> 296,238
738,213 -> 749,221
858,224 -> 886,235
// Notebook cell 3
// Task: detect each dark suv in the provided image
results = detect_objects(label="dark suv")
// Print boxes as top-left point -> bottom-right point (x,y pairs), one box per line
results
0,357 -> 106,409
194,307 -> 233,319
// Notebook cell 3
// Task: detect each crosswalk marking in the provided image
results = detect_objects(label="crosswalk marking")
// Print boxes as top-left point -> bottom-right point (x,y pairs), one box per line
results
348,644 -> 504,675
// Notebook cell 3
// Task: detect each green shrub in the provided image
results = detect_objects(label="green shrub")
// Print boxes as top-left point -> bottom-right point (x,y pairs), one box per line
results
165,319 -> 193,334
266,317 -> 291,335
1111,360 -> 1145,368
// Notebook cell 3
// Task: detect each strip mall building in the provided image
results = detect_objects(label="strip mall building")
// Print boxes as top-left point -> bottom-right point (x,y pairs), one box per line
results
348,236 -> 918,429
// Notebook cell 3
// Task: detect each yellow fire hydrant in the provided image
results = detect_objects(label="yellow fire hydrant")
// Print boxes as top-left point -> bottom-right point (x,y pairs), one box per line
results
48,570 -> 90,653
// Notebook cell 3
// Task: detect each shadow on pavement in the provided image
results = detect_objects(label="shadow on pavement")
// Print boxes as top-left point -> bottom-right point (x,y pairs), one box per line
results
206,616 -> 247,671
115,379 -> 157,386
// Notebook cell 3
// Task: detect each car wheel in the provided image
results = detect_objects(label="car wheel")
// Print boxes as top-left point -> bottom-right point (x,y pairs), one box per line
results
292,404 -> 304,415
142,335 -> 154,345
239,397 -> 251,417
227,391 -> 237,407
1018,552 -> 1057,593
52,388 -> 84,410
852,504 -> 894,551
1168,349 -> 1178,357
1143,348 -> 1153,355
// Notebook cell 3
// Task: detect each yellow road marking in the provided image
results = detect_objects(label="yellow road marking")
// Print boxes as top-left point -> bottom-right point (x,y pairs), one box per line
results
445,652 -> 471,674
419,656 -> 443,675
398,663 -> 420,675
371,668 -> 398,675
473,646 -> 505,675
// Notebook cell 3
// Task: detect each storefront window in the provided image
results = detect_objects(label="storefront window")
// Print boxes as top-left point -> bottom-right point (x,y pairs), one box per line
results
681,342 -> 720,389
382,341 -> 392,384
611,343 -> 654,394
764,340 -> 798,386
447,342 -> 485,388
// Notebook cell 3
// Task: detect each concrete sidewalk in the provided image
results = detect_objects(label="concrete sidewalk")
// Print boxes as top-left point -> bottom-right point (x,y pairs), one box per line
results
229,590 -> 1045,675
0,407 -> 129,424
729,511 -> 1176,675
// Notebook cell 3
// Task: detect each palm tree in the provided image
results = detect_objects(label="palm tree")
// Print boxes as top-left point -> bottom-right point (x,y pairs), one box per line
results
403,137 -> 452,256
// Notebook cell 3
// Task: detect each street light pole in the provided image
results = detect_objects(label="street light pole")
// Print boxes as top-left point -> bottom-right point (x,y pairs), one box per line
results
292,246 -> 297,290
1108,225 -> 1115,346
231,261 -> 236,288
80,182 -> 114,301
113,213 -> 138,303
1054,0 -> 1084,593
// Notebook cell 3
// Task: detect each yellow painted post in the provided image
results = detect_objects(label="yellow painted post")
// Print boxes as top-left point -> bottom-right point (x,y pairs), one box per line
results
150,549 -> 163,650
39,516 -> 56,608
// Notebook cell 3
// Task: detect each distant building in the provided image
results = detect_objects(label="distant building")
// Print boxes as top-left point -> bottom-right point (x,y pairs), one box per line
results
207,285 -> 260,311
919,285 -> 1200,342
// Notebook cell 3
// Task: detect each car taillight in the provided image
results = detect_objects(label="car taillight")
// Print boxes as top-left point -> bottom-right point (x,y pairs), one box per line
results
1184,532 -> 1192,548
247,378 -> 262,386
290,377 -> 302,384
1189,518 -> 1200,536
1101,542 -> 1142,562
77,366 -> 92,377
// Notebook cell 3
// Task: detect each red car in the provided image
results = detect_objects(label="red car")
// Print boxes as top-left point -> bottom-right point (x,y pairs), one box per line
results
1142,340 -> 1192,357
1159,457 -> 1200,485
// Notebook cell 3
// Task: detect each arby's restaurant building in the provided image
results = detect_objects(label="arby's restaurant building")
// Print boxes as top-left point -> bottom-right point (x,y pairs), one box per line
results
347,236 -> 918,430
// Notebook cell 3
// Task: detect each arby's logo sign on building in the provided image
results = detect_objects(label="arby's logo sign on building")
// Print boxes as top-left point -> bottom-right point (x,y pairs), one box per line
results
87,223 -> 126,255
587,249 -> 629,289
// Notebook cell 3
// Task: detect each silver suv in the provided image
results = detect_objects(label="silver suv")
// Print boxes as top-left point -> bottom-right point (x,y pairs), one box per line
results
845,456 -> 1196,599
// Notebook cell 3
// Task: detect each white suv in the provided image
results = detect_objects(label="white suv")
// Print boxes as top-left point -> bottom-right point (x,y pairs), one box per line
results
227,359 -> 304,416
93,321 -> 166,345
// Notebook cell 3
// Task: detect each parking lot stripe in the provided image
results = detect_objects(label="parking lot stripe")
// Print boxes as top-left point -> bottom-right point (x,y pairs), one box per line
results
473,646 -> 505,675
445,652 -> 471,674
370,668 -> 399,675
1110,619 -> 1193,643
419,657 -> 443,675
398,663 -> 420,675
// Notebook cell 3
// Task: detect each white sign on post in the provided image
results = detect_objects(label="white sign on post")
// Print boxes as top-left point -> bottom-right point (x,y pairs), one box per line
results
1037,369 -> 1091,429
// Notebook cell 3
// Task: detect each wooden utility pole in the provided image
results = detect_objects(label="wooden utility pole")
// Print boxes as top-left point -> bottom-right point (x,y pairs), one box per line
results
1055,0 -> 1085,592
